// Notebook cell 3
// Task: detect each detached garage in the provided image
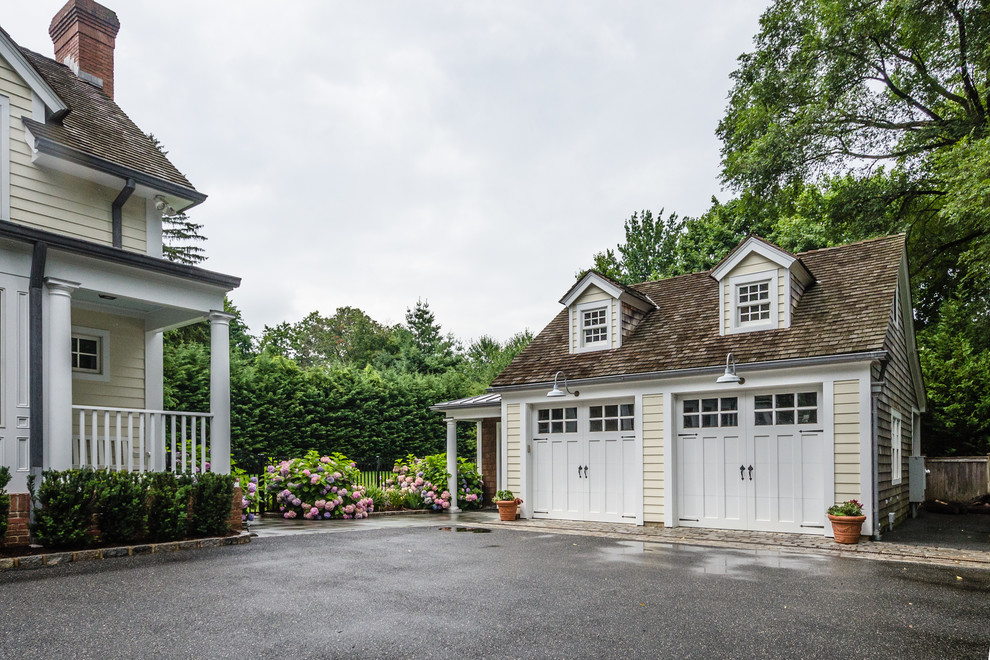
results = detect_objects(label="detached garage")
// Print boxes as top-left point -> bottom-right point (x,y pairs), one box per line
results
436,235 -> 925,539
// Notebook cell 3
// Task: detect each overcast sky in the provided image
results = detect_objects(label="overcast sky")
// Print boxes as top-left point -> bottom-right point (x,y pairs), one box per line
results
5,1 -> 769,344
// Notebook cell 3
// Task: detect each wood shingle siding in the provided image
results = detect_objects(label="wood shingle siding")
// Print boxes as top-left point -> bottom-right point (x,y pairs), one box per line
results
642,394 -> 664,523
878,278 -> 917,526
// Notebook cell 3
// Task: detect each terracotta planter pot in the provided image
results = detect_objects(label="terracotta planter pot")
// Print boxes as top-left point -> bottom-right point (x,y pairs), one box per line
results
495,500 -> 519,521
828,514 -> 867,544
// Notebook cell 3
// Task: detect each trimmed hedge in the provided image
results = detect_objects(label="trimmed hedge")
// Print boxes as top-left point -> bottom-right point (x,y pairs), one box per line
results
0,466 -> 11,541
28,469 -> 235,549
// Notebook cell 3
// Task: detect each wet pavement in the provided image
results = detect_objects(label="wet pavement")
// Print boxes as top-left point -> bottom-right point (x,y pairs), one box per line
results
250,509 -> 990,569
3,523 -> 989,659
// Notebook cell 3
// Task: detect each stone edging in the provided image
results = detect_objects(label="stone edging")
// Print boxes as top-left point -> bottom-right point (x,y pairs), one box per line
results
0,531 -> 251,573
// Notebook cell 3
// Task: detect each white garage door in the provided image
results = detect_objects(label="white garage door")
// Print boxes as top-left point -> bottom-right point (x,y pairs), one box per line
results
676,391 -> 825,534
531,402 -> 638,523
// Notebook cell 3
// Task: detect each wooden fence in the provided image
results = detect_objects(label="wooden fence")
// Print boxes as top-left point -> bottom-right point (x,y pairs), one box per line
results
925,456 -> 990,502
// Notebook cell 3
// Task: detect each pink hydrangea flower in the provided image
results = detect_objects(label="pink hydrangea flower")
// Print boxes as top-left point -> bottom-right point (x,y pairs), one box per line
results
303,469 -> 311,477
311,475 -> 320,485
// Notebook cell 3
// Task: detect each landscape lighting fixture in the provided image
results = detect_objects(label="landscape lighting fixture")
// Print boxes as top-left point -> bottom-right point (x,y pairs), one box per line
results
547,371 -> 578,398
715,353 -> 745,385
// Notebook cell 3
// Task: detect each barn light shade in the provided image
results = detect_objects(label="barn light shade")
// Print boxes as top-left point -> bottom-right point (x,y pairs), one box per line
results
547,371 -> 574,397
716,353 -> 745,384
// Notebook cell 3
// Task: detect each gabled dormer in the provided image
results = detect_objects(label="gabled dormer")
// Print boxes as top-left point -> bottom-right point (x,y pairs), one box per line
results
560,271 -> 655,353
711,237 -> 815,335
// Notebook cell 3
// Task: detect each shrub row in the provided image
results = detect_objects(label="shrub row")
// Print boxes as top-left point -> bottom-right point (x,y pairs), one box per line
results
0,466 -> 10,542
27,469 -> 236,549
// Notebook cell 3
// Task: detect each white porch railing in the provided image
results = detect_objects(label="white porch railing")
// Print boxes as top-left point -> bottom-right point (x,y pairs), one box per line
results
71,406 -> 213,474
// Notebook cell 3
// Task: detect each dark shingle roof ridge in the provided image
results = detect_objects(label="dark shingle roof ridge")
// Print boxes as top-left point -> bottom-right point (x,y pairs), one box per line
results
795,233 -> 905,257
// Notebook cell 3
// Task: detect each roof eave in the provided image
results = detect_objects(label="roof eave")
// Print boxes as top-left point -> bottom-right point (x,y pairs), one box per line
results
489,350 -> 889,393
24,122 -> 206,209
0,30 -> 69,117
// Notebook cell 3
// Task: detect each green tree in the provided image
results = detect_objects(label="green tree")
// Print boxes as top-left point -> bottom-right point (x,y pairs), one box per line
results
147,133 -> 208,265
464,331 -> 534,386
717,0 -> 990,322
259,306 -> 390,368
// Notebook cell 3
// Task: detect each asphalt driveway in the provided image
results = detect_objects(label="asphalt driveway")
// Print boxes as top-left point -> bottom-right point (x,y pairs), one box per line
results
1,525 -> 988,659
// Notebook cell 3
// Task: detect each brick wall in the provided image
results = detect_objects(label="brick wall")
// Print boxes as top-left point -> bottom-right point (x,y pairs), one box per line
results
228,485 -> 243,533
3,494 -> 32,548
481,419 -> 497,504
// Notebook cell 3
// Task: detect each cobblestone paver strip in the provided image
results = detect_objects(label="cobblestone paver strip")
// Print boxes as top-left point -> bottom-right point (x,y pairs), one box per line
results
452,515 -> 990,570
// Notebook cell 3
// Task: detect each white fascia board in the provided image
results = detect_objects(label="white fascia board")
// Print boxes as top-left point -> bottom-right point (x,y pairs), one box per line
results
0,35 -> 68,117
618,290 -> 654,312
46,248 -> 227,313
559,271 -> 623,307
711,237 -> 797,282
431,406 -> 501,422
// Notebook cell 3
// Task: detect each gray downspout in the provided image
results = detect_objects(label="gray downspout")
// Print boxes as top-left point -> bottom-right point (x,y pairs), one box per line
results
871,359 -> 889,540
111,178 -> 135,248
28,241 -> 47,533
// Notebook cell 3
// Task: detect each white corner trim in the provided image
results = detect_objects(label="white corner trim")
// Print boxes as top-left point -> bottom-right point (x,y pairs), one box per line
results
727,269 -> 778,334
0,32 -> 68,115
575,299 -> 612,353
70,325 -> 111,382
560,271 -> 623,307
711,237 -> 797,282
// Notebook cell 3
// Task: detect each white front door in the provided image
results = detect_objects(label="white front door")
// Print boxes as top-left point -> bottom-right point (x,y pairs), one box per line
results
677,390 -> 824,533
531,402 -> 637,523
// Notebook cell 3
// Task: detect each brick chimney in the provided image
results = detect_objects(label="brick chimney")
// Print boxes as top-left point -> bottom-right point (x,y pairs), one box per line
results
49,0 -> 121,98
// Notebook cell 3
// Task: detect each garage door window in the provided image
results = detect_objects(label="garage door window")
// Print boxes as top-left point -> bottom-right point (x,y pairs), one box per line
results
537,407 -> 577,434
682,397 -> 738,428
589,404 -> 634,432
754,392 -> 818,425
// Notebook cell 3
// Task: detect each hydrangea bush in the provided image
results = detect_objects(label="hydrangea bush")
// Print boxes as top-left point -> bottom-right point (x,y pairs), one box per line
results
267,451 -> 374,520
383,454 -> 483,511
240,476 -> 258,523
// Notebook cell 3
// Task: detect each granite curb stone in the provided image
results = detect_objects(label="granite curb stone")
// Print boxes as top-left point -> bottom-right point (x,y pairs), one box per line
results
0,531 -> 250,573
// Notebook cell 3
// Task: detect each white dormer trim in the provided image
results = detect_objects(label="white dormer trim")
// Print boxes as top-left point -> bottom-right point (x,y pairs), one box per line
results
711,237 -> 797,282
560,271 -> 625,307
0,33 -> 69,118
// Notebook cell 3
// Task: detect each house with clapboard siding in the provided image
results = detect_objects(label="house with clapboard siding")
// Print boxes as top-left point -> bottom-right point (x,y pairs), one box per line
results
0,0 -> 239,545
434,234 -> 925,539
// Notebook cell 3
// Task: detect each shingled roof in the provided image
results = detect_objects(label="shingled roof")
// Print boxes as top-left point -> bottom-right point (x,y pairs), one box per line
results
17,46 -> 197,192
491,234 -> 905,389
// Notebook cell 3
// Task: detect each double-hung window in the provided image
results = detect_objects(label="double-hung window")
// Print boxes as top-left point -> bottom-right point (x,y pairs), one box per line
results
71,326 -> 110,381
578,303 -> 610,350
729,270 -> 777,333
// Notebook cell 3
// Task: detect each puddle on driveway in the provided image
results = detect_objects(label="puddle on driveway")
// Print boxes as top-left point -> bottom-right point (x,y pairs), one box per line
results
596,540 -> 830,580
437,527 -> 491,534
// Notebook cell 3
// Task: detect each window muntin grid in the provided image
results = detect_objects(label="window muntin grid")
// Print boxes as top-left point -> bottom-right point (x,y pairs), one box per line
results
537,407 -> 578,434
682,397 -> 738,429
589,403 -> 634,432
71,335 -> 102,374
737,281 -> 771,324
582,307 -> 608,345
754,391 -> 818,426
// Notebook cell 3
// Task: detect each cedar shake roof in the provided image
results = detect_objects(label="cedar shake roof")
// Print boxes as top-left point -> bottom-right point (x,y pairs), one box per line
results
560,269 -> 656,308
17,47 -> 197,191
491,234 -> 905,388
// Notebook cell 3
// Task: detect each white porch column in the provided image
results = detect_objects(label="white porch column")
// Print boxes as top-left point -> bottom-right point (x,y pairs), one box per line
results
145,328 -> 164,471
209,310 -> 234,475
446,417 -> 460,513
45,278 -> 79,471
475,421 -> 483,473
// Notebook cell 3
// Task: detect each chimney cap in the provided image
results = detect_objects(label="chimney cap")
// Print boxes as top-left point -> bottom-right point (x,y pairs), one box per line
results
49,0 -> 120,40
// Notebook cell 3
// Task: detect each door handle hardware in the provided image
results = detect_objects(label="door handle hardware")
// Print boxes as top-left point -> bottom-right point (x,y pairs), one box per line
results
747,465 -> 753,480
739,465 -> 745,480
583,465 -> 589,478
577,465 -> 582,479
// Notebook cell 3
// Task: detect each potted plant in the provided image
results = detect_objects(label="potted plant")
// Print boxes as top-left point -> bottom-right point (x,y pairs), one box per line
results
827,499 -> 867,544
494,490 -> 522,521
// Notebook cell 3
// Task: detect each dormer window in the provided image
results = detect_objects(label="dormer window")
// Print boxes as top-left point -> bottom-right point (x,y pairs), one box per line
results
582,307 -> 608,346
737,280 -> 771,324
728,270 -> 778,333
